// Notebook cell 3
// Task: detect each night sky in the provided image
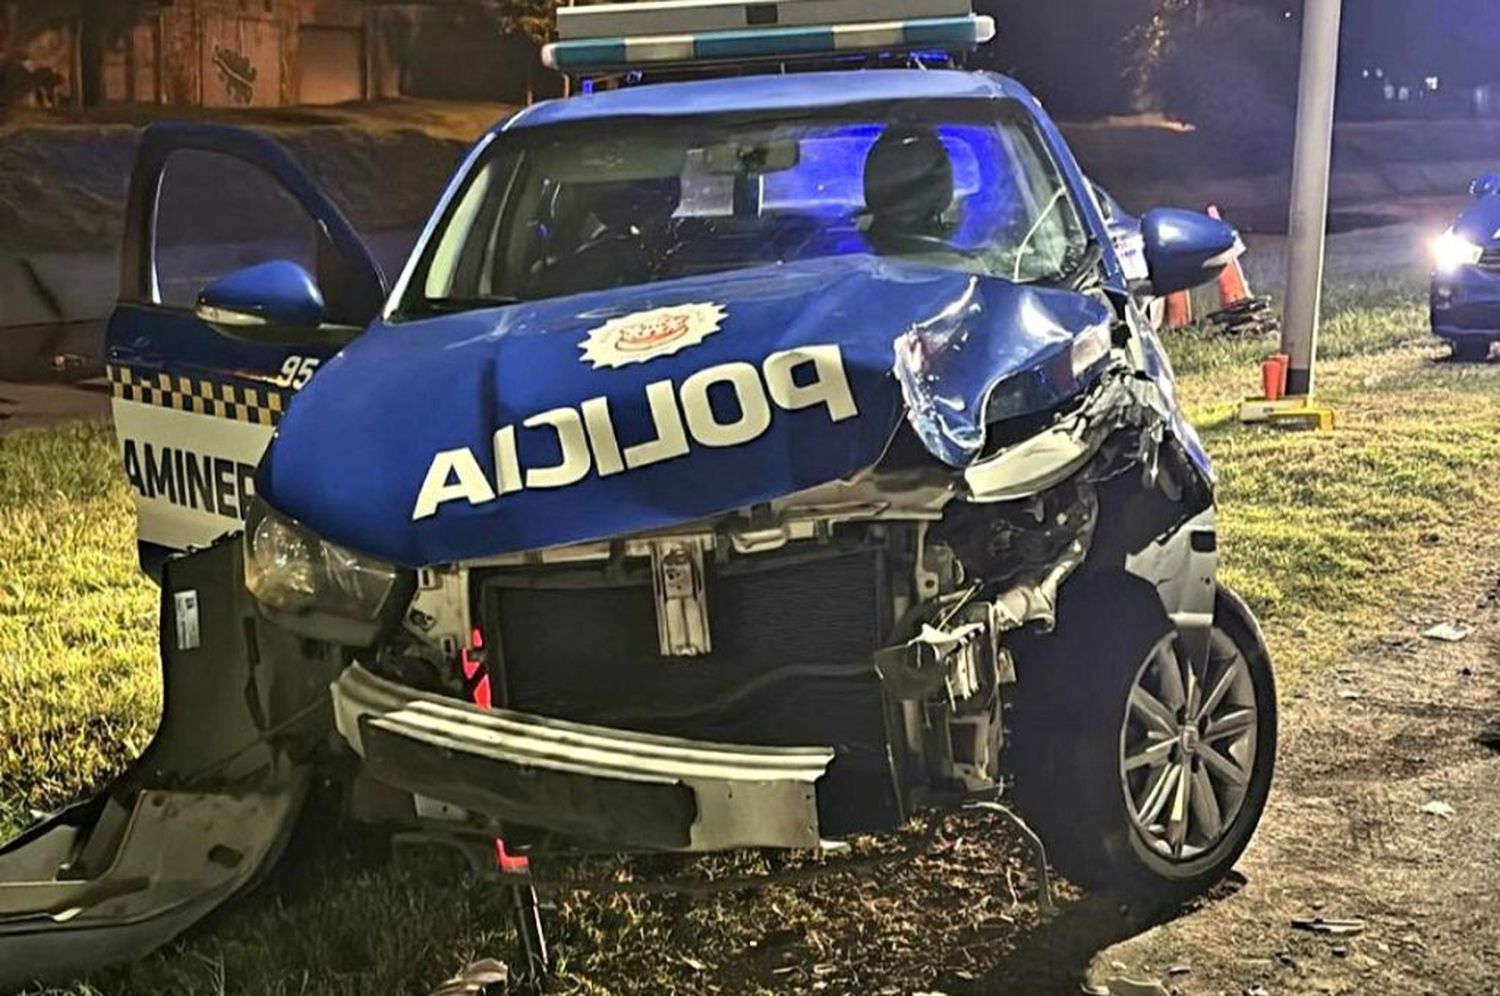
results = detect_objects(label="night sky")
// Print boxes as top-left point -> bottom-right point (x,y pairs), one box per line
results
981,0 -> 1500,118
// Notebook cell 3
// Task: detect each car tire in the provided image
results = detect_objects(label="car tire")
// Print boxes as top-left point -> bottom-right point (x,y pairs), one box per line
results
1452,339 -> 1493,363
1006,575 -> 1276,902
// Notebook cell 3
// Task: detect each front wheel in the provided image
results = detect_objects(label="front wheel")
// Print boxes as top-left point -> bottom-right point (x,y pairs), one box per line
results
1007,580 -> 1277,900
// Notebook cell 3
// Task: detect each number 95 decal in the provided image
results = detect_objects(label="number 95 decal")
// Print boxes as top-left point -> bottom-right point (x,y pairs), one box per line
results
272,356 -> 321,390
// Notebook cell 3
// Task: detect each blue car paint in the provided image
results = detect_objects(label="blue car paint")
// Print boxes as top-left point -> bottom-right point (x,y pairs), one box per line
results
1139,208 -> 1242,298
1136,322 -> 1212,481
1433,193 -> 1500,344
198,260 -> 326,329
105,122 -> 386,435
109,304 -> 331,401
259,256 -> 1114,567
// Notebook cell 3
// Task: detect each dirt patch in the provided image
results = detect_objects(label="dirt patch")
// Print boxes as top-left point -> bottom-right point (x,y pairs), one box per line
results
0,380 -> 110,434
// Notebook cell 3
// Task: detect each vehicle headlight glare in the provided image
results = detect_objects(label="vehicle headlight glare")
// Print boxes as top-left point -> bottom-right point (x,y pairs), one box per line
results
1433,229 -> 1483,273
244,501 -> 400,622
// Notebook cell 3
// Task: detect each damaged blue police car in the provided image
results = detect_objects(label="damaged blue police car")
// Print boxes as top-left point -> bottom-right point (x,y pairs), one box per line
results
0,1 -> 1277,986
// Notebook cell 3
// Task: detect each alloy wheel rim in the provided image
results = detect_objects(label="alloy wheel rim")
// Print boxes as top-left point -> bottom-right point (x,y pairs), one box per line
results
1119,630 -> 1258,862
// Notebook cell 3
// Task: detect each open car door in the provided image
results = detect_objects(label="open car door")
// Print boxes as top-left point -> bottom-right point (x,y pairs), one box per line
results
106,123 -> 386,572
0,125 -> 381,989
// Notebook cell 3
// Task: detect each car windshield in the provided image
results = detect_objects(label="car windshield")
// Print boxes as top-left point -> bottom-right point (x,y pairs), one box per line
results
406,98 -> 1090,313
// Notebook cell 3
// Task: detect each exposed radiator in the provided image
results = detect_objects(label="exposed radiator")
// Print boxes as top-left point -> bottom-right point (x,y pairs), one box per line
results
479,542 -> 906,834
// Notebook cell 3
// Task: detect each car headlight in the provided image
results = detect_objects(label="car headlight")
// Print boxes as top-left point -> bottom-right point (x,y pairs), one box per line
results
1069,319 -> 1114,379
1433,229 -> 1484,273
244,499 -> 402,623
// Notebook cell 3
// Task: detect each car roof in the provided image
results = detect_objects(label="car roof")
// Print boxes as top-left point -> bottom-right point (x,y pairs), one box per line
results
501,69 -> 1037,132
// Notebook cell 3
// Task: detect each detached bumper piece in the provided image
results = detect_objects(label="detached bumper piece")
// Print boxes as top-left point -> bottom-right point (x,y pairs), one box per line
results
333,664 -> 835,852
0,784 -> 305,990
0,539 -> 334,991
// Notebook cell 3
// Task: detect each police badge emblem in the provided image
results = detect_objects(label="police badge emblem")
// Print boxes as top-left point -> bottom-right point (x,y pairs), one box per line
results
580,303 -> 726,369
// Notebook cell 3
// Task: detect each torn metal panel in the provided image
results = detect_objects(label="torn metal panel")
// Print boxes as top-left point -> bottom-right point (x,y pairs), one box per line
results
0,538 -> 332,989
0,784 -> 306,991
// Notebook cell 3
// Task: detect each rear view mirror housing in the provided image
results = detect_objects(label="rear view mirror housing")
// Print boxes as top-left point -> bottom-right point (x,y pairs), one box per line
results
1140,208 -> 1244,298
196,260 -> 357,346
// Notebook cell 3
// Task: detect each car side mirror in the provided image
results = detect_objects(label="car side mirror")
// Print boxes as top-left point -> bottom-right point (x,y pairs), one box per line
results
1470,172 -> 1500,199
196,260 -> 349,345
1140,208 -> 1244,298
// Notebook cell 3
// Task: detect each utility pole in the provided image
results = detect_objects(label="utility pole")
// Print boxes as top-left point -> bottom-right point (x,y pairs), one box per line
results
1281,0 -> 1344,397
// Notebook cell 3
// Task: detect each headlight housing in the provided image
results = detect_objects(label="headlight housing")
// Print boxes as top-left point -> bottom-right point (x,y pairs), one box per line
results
244,499 -> 406,631
1433,229 -> 1484,273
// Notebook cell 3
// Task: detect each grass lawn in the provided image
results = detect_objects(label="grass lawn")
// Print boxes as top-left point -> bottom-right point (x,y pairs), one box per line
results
2,280 -> 1498,994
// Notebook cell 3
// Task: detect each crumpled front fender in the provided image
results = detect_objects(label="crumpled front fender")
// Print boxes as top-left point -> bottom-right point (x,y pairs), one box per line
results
0,539 -> 337,990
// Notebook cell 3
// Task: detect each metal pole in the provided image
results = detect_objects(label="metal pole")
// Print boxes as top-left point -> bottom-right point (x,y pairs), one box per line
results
1281,0 -> 1343,398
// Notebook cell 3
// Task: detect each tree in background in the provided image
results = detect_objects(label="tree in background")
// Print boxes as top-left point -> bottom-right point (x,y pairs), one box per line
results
980,0 -> 1154,119
483,0 -> 566,48
390,0 -> 566,104
1135,0 -> 1301,145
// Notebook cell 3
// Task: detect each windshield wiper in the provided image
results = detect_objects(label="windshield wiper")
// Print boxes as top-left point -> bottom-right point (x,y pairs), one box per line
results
413,295 -> 521,315
1044,239 -> 1104,292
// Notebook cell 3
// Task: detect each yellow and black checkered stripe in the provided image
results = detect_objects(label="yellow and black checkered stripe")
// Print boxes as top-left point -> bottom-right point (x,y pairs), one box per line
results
107,365 -> 291,427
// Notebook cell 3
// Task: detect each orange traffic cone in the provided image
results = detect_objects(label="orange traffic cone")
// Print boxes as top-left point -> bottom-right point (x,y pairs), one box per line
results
1206,204 -> 1252,308
1164,290 -> 1194,329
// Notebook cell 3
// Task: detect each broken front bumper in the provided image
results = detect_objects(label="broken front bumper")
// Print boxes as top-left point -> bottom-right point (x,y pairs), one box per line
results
332,663 -> 836,852
0,782 -> 307,990
0,539 -> 335,991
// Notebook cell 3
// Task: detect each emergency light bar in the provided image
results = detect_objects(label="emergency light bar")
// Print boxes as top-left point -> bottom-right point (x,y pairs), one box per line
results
543,0 -> 996,74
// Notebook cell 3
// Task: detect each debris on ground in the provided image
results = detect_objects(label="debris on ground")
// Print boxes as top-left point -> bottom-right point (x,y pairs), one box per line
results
1478,719 -> 1500,754
429,959 -> 509,995
1420,800 -> 1457,820
1422,621 -> 1474,642
1206,296 -> 1280,338
1102,977 -> 1171,996
1291,916 -> 1368,937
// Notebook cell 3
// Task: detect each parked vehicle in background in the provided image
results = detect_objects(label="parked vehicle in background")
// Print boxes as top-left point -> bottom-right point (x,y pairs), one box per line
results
0,1 -> 1276,987
1431,171 -> 1500,362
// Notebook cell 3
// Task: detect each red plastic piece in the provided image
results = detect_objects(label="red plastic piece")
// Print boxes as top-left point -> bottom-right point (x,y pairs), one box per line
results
495,838 -> 530,874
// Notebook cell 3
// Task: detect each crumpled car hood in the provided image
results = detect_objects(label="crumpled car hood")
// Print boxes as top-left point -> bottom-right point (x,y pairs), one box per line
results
259,255 -> 1112,566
